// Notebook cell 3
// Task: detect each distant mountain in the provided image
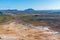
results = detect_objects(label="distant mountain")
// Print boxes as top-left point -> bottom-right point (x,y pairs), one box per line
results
24,8 -> 35,12
0,9 -> 60,14
23,8 -> 36,14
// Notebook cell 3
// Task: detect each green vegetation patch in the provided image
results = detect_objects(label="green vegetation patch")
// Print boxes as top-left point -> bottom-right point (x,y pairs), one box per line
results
21,15 -> 34,22
0,15 -> 14,24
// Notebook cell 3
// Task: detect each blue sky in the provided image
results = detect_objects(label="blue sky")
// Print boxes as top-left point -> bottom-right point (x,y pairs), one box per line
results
0,0 -> 60,10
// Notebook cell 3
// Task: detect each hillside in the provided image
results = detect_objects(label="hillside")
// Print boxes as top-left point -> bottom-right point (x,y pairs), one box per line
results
0,14 -> 60,40
0,21 -> 60,40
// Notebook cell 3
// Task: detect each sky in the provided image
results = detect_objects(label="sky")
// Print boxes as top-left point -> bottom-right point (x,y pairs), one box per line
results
0,0 -> 60,10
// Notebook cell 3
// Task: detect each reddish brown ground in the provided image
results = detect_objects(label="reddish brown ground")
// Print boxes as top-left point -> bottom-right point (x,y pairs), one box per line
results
0,22 -> 60,40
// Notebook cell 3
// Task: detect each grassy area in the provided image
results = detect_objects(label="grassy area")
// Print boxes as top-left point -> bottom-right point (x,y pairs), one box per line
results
20,15 -> 34,22
20,15 -> 50,26
0,15 -> 14,24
